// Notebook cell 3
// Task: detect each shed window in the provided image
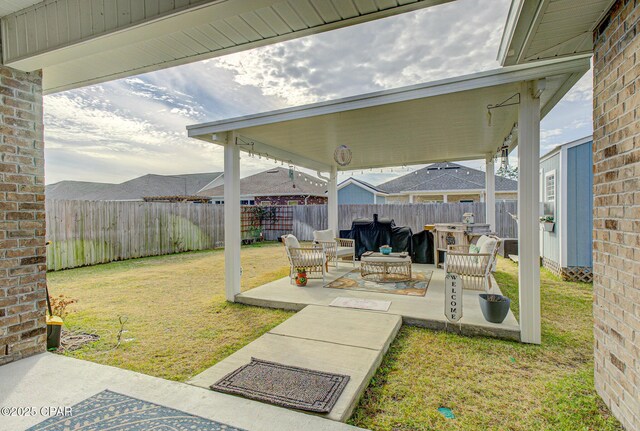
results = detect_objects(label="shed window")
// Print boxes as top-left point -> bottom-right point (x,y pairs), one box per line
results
544,170 -> 556,216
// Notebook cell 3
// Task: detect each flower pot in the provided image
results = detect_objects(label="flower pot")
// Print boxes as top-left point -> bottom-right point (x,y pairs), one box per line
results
46,315 -> 63,350
295,271 -> 308,287
543,222 -> 555,232
478,294 -> 511,324
379,246 -> 392,255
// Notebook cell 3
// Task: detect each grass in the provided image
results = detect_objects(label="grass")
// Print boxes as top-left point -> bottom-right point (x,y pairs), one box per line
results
348,258 -> 622,431
47,242 -> 293,381
49,247 -> 622,430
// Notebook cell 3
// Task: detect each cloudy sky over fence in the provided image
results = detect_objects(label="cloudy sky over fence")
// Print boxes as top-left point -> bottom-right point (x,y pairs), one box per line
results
44,0 -> 592,185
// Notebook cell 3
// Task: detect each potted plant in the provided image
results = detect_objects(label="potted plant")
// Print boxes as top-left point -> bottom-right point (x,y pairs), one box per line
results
478,293 -> 511,324
46,294 -> 77,350
295,268 -> 308,287
540,215 -> 555,232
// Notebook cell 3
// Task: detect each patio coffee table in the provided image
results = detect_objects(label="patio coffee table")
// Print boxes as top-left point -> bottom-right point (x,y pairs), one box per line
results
360,252 -> 412,282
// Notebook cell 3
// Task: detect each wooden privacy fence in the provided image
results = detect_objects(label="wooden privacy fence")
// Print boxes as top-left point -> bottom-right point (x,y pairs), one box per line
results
292,202 -> 518,240
46,200 -> 225,271
46,200 -> 517,270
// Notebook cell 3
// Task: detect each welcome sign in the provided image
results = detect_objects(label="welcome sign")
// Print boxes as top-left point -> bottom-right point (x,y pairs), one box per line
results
445,273 -> 462,322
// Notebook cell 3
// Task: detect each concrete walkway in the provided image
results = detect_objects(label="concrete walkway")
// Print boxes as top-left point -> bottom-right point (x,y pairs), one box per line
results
189,305 -> 402,422
236,263 -> 521,341
1,353 -> 366,431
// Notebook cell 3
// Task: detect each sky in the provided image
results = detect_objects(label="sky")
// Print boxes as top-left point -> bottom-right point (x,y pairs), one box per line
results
43,0 -> 593,186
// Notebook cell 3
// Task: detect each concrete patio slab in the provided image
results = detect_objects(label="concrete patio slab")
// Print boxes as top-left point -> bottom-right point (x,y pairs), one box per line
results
189,305 -> 402,422
0,353 -> 365,431
236,263 -> 521,341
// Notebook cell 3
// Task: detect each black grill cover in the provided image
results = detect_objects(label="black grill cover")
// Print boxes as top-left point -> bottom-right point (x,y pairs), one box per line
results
342,214 -> 413,259
411,230 -> 434,264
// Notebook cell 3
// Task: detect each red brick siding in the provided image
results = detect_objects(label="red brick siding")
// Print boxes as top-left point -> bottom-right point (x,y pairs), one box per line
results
0,66 -> 46,366
254,195 -> 327,205
593,1 -> 640,429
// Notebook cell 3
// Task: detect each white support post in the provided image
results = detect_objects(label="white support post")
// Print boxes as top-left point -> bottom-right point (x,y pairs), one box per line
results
485,158 -> 496,232
518,81 -> 542,344
328,165 -> 338,235
443,194 -> 448,203
224,131 -> 241,302
409,194 -> 414,204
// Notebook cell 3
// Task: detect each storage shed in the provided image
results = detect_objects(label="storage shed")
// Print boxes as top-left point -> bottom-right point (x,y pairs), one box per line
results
539,136 -> 593,282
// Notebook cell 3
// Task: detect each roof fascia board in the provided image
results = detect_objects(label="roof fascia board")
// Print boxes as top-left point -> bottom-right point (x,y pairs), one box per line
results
498,0 -> 539,66
187,56 -> 591,137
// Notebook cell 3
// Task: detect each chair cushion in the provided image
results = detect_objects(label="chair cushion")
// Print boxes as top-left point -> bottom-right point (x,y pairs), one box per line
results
479,237 -> 498,255
284,234 -> 300,249
313,229 -> 334,242
475,235 -> 489,250
336,246 -> 354,257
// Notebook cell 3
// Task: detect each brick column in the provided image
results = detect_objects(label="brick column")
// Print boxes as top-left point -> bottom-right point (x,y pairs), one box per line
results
592,1 -> 640,429
0,65 -> 46,365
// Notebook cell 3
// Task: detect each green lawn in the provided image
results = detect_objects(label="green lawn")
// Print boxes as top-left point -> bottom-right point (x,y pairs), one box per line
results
48,245 -> 621,430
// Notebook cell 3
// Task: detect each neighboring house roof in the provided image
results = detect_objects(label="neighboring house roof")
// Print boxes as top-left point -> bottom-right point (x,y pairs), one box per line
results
378,162 -> 518,194
46,173 -> 221,201
338,177 -> 388,195
198,167 -> 327,198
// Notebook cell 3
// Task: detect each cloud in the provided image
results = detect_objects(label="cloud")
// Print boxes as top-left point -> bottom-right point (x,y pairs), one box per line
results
214,0 -> 510,106
42,0 -> 591,187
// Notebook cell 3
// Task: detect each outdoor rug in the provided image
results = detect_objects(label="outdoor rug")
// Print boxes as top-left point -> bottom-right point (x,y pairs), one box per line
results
325,269 -> 433,296
210,358 -> 350,413
329,296 -> 392,311
27,389 -> 246,431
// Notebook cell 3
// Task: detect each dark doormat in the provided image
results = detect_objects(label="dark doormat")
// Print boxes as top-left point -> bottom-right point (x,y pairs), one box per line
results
27,390 -> 246,431
211,358 -> 350,413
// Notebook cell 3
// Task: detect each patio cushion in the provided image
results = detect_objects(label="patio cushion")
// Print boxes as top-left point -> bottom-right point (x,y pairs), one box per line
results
313,229 -> 335,242
336,246 -> 354,257
479,236 -> 498,255
475,235 -> 489,251
284,234 -> 300,249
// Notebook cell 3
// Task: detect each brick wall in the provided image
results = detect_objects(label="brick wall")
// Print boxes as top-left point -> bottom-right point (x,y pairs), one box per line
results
0,66 -> 47,366
593,0 -> 640,429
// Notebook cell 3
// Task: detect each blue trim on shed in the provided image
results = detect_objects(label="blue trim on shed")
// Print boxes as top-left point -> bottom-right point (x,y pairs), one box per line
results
566,142 -> 593,267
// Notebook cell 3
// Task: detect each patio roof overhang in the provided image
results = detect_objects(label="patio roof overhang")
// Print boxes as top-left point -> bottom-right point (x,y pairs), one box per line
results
1,0 -> 454,94
498,0 -> 614,66
187,55 -> 590,173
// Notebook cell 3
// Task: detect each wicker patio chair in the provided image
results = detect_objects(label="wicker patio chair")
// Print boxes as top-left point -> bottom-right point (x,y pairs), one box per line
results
312,229 -> 355,267
281,234 -> 327,284
444,235 -> 502,292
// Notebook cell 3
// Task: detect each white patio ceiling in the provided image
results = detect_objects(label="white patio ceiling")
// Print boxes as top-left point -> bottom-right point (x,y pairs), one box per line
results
187,55 -> 590,172
498,0 -> 615,66
1,0 -> 453,94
